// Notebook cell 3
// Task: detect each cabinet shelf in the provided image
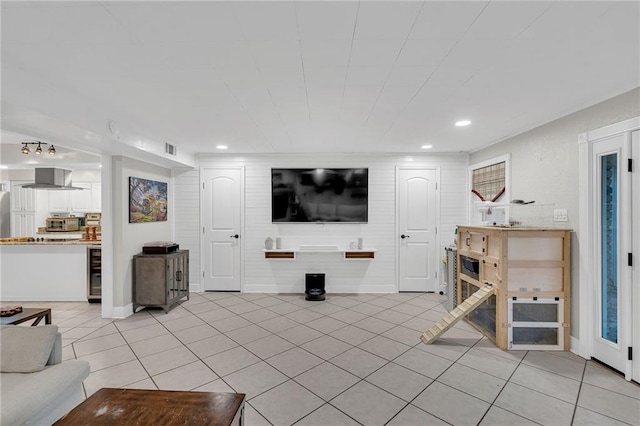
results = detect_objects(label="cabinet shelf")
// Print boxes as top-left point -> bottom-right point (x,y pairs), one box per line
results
459,273 -> 482,286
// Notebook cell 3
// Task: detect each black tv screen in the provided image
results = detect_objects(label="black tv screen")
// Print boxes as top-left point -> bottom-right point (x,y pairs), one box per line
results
272,168 -> 368,223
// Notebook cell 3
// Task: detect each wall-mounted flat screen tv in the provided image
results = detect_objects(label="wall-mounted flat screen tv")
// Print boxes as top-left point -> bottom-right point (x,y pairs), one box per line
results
272,168 -> 368,223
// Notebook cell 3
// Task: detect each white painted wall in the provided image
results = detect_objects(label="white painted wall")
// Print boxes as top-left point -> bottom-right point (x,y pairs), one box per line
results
176,153 -> 468,294
469,87 -> 640,340
111,156 -> 173,312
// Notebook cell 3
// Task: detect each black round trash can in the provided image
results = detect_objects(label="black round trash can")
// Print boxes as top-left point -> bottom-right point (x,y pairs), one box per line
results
305,273 -> 325,301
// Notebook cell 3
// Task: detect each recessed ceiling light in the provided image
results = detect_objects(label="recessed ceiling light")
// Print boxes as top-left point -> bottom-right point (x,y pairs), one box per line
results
421,144 -> 433,150
216,145 -> 228,150
455,120 -> 471,127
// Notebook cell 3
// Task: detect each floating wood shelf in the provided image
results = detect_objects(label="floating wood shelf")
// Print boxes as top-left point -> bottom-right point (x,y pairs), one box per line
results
344,251 -> 375,259
264,251 -> 295,259
264,248 -> 376,260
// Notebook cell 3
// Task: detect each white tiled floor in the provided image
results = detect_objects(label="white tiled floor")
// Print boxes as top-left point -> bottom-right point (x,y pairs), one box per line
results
20,292 -> 640,425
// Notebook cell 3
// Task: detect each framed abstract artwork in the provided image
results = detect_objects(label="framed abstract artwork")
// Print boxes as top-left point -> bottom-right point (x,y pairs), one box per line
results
129,177 -> 168,223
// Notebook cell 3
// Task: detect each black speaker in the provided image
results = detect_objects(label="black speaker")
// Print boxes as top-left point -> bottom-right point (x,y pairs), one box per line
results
305,273 -> 325,301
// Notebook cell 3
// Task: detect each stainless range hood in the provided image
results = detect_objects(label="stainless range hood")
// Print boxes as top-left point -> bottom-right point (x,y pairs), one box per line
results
22,168 -> 85,190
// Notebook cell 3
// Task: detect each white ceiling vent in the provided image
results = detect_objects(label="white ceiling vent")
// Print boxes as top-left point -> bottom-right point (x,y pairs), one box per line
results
164,142 -> 177,156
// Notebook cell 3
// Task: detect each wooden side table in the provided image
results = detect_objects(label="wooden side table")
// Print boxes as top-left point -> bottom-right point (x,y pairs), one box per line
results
55,388 -> 245,426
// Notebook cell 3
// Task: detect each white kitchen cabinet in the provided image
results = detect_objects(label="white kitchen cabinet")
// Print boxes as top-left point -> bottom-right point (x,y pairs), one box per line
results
10,181 -> 37,237
91,183 -> 101,212
46,182 -> 100,213
48,190 -> 70,212
10,182 -> 36,212
70,183 -> 92,212
11,212 -> 36,237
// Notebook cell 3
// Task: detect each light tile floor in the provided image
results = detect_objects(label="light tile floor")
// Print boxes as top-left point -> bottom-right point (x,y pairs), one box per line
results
19,292 -> 640,425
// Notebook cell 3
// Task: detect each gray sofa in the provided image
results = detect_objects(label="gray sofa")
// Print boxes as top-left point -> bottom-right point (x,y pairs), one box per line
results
1,325 -> 90,425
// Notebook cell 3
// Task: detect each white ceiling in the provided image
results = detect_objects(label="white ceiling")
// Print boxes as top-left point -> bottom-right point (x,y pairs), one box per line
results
1,1 -> 638,157
0,130 -> 101,169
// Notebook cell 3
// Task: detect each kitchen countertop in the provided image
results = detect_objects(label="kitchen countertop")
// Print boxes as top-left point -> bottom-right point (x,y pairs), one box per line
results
0,240 -> 101,246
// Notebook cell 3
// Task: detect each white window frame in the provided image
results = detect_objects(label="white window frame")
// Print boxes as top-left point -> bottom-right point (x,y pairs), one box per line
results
468,154 -> 511,225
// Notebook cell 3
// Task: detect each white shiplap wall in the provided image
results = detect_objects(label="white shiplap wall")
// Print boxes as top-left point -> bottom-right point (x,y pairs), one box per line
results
175,153 -> 468,294
173,168 -> 201,291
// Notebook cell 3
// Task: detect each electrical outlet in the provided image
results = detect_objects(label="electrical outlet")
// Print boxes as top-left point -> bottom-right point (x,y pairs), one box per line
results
553,208 -> 568,222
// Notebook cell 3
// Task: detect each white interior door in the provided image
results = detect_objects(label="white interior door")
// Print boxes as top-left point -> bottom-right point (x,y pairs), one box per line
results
202,167 -> 242,291
591,133 -> 633,377
398,168 -> 438,292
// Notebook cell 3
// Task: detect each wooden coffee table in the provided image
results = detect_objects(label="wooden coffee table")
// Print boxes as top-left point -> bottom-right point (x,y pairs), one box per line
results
0,308 -> 51,326
54,388 -> 245,426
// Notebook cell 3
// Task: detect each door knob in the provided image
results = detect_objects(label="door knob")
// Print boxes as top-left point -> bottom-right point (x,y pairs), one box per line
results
401,234 -> 410,239
230,234 -> 239,239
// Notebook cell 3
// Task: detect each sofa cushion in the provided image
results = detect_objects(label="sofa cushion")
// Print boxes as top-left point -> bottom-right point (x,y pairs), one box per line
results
1,360 -> 90,425
0,324 -> 58,373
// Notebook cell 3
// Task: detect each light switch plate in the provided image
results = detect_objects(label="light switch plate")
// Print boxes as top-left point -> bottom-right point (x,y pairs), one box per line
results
554,208 -> 568,222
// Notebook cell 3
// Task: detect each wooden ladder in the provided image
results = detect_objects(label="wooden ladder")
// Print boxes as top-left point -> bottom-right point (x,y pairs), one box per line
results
420,284 -> 496,344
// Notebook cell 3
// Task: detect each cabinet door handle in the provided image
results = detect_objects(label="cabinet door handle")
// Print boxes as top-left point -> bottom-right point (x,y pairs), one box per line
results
400,234 -> 410,239
465,238 -> 470,246
230,234 -> 239,239
176,270 -> 183,282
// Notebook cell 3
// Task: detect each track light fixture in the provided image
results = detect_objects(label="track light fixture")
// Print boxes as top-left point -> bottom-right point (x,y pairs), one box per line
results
20,141 -> 55,156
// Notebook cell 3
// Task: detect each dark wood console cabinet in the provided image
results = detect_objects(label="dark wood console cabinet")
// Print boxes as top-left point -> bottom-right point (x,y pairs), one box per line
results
133,250 -> 189,313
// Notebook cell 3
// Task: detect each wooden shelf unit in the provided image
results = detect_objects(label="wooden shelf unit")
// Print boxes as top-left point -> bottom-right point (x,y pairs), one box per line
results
456,226 -> 571,350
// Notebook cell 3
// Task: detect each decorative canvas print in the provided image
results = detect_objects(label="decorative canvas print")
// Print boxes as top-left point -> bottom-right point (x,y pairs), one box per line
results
129,177 -> 168,223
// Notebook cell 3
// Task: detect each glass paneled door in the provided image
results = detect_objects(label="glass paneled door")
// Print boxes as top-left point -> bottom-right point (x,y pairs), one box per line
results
600,153 -> 618,345
591,133 -> 632,377
632,130 -> 639,383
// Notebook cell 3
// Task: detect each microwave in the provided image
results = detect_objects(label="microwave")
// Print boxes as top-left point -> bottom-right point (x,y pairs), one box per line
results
46,217 -> 80,232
